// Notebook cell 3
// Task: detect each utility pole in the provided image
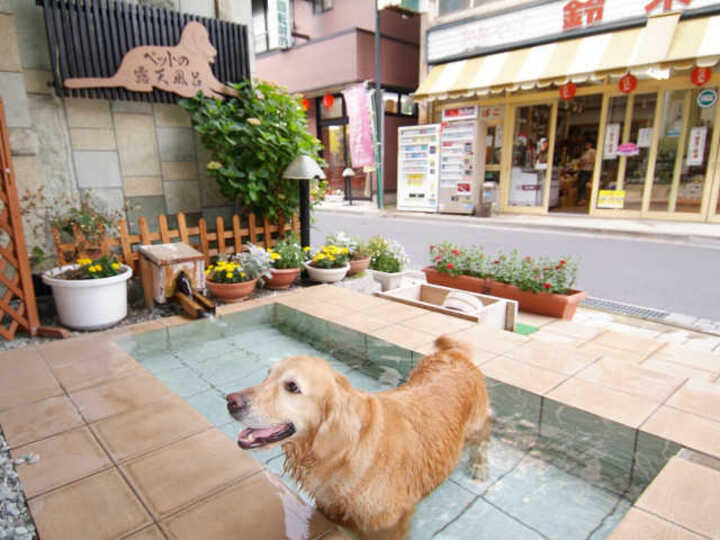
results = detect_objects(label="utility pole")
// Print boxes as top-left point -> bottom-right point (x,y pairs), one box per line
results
374,0 -> 384,210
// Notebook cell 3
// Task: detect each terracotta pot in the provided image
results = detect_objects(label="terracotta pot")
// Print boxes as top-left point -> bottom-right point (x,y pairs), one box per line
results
423,267 -> 488,293
206,278 -> 258,303
264,267 -> 301,290
348,256 -> 371,276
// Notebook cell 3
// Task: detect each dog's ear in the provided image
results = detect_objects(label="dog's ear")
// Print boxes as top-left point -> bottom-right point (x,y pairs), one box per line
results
308,374 -> 360,463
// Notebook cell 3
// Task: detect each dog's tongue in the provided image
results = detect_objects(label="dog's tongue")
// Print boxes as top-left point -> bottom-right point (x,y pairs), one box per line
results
238,426 -> 283,443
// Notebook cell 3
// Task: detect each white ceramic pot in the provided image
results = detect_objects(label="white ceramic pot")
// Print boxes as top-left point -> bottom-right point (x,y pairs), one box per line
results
304,262 -> 350,283
42,265 -> 133,330
371,269 -> 406,292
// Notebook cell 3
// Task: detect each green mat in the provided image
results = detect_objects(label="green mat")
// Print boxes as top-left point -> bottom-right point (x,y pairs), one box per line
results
514,322 -> 540,336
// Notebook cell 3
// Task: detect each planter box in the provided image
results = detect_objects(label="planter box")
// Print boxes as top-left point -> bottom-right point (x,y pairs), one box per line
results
423,267 -> 587,320
370,269 -> 406,292
377,283 -> 517,331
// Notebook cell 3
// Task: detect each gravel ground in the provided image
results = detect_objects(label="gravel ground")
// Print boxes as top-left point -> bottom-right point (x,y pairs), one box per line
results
0,431 -> 37,540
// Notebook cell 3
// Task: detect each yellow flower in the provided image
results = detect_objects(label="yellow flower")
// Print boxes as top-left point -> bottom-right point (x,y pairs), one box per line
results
303,246 -> 311,251
329,255 -> 336,261
271,253 -> 280,260
111,262 -> 120,270
88,265 -> 97,272
205,269 -> 211,275
342,247 -> 349,253
225,273 -> 233,279
76,258 -> 92,266
206,161 -> 222,170
247,117 -> 261,126
241,272 -> 246,278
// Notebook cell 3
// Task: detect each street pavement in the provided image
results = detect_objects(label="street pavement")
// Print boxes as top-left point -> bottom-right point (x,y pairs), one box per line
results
312,210 -> 720,321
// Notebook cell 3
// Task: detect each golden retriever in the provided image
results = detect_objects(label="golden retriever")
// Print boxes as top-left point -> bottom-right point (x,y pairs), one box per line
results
227,334 -> 490,540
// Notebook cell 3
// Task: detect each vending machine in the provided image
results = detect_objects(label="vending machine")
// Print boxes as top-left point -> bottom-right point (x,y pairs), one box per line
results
396,124 -> 441,212
438,106 -> 483,215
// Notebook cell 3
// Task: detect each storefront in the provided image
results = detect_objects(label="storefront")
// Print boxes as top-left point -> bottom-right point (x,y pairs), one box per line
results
415,3 -> 720,222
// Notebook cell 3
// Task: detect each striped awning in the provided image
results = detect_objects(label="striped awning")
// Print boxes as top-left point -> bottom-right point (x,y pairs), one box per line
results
415,13 -> 720,101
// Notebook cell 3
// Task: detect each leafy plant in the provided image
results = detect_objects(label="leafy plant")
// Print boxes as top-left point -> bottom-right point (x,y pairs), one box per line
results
268,233 -> 304,269
180,79 -> 325,220
368,236 -> 408,273
352,239 -> 372,259
308,245 -> 350,269
207,244 -> 272,284
56,255 -> 125,280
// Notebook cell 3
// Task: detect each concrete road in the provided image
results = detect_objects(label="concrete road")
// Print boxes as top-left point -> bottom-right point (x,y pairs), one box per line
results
312,211 -> 720,321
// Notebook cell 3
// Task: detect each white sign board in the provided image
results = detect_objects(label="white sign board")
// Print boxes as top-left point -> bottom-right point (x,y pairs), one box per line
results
687,126 -> 708,166
427,0 -> 718,64
637,127 -> 653,148
604,123 -> 621,159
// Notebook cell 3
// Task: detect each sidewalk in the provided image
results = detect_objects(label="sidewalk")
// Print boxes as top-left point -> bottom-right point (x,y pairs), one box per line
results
315,201 -> 720,243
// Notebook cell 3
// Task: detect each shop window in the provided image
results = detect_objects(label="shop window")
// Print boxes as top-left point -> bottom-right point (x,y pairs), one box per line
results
252,0 -> 269,54
509,104 -> 553,208
400,94 -> 417,116
313,0 -> 333,14
649,90 -> 686,212
319,94 -> 344,120
384,92 -> 399,114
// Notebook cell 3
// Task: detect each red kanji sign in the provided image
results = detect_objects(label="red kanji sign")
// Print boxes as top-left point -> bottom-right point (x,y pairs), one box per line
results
619,74 -> 637,94
644,0 -> 690,14
563,0 -> 605,31
559,82 -> 577,100
691,67 -> 712,87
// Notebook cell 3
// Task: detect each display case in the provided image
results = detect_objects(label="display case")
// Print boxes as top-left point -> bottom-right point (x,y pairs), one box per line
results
396,125 -> 441,212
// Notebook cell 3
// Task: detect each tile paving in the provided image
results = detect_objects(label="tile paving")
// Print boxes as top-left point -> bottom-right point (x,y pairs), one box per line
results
0,285 -> 718,538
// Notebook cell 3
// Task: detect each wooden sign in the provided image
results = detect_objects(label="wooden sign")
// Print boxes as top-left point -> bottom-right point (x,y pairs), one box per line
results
64,22 -> 237,99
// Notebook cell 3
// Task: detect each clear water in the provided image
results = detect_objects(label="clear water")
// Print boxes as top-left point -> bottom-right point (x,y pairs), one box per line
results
117,308 -> 658,540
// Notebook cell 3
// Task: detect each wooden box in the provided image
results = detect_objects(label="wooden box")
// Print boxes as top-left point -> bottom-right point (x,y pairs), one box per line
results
138,243 -> 205,305
376,283 -> 517,332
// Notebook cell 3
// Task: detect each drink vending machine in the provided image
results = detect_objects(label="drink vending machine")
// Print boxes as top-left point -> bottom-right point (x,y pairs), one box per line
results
396,124 -> 441,212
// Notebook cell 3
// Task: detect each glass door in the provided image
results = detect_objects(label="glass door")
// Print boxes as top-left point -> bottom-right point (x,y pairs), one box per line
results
505,103 -> 556,211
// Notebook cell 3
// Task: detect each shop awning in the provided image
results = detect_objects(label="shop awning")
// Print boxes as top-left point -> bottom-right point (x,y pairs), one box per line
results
415,13 -> 720,101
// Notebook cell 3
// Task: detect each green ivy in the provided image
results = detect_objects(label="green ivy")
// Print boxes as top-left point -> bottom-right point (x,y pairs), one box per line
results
179,80 -> 325,220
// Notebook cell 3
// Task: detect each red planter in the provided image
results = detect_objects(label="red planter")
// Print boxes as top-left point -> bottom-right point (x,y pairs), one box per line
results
207,278 -> 258,303
348,256 -> 371,276
264,267 -> 301,290
423,267 -> 587,320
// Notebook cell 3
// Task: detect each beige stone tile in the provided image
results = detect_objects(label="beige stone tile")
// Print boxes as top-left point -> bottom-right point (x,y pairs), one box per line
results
327,292 -> 388,311
65,98 -> 112,129
29,468 -> 151,540
504,341 -> 601,375
538,320 -> 605,341
70,128 -> 116,150
161,161 -> 196,180
153,103 -> 192,127
528,329 -> 585,346
12,427 -> 112,498
363,301 -> 428,323
516,311 -> 557,328
70,370 -> 175,423
609,507 -> 705,539
666,379 -> 720,423
400,311 -> 476,336
636,457 -> 720,538
641,357 -> 717,384
548,378 -> 659,428
447,325 -> 528,356
161,471 -> 334,540
124,526 -> 166,540
297,301 -> 348,320
605,322 -> 663,338
590,330 -> 664,356
370,324 -> 436,350
651,343 -> 720,372
0,348 -> 63,410
43,339 -> 142,392
114,113 -> 161,176
334,312 -> 389,333
642,406 -> 720,458
0,395 -> 83,448
576,357 -> 686,402
0,14 -> 22,72
578,342 -> 649,363
91,396 -> 212,462
23,69 -> 52,94
123,175 -> 164,196
482,356 -> 568,394
109,319 -> 166,337
122,429 -> 261,519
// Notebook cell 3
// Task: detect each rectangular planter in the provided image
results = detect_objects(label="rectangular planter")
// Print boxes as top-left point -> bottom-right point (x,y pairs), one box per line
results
423,267 -> 587,320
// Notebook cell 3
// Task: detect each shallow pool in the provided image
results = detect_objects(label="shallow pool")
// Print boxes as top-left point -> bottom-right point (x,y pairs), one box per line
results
116,304 -> 677,539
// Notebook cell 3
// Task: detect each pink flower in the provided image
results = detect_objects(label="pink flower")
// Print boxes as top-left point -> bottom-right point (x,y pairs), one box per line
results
543,282 -> 552,290
447,263 -> 454,270
434,255 -> 441,261
525,256 -> 532,262
452,249 -> 461,256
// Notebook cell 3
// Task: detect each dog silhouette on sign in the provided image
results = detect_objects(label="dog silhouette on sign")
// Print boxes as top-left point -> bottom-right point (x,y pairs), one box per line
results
64,22 -> 237,99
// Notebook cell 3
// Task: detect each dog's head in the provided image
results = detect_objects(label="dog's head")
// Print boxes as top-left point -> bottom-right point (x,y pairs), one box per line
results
181,22 -> 217,63
227,356 -> 351,451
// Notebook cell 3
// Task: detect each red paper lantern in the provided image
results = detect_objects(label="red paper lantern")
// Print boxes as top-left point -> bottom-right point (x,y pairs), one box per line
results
301,97 -> 310,110
322,93 -> 335,109
618,74 -> 637,94
691,67 -> 712,87
559,82 -> 577,101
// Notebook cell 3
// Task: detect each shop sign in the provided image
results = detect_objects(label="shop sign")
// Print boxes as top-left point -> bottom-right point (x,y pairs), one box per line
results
637,127 -> 653,147
618,74 -> 638,94
426,0 -> 713,65
691,66 -> 713,87
687,126 -> 708,166
559,82 -> 577,100
598,190 -> 626,208
697,88 -> 718,108
341,84 -> 375,168
604,123 -> 621,158
478,106 -> 503,120
442,106 -> 478,121
617,142 -> 640,156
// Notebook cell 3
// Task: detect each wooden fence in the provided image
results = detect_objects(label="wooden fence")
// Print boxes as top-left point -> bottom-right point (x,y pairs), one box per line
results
52,212 -> 300,273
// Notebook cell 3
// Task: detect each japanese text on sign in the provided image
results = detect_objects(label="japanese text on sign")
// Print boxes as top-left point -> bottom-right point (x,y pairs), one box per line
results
598,190 -> 626,209
687,126 -> 707,167
563,0 -> 605,31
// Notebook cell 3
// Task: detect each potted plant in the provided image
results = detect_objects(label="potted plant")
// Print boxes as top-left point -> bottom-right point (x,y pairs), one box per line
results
304,244 -> 350,283
206,244 -> 272,302
42,255 -> 132,330
368,236 -> 409,291
265,233 -> 304,290
326,232 -> 371,276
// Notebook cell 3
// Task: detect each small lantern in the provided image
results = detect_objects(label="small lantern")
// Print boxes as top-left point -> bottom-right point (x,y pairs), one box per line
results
301,97 -> 310,110
559,82 -> 577,101
322,93 -> 335,109
618,74 -> 637,94
691,67 -> 712,87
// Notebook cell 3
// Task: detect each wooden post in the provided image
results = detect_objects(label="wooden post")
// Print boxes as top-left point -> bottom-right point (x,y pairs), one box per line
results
232,214 -> 241,254
138,216 -> 151,246
50,226 -> 68,265
248,213 -> 257,244
216,216 -> 226,255
158,214 -> 170,243
117,219 -> 133,268
199,218 -> 209,264
262,216 -> 272,249
177,212 -> 189,244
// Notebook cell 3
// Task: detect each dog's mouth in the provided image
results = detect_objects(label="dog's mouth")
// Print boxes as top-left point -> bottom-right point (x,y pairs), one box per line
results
237,423 -> 295,449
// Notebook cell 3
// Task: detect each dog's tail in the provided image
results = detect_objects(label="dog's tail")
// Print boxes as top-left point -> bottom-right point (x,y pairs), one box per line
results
434,334 -> 473,358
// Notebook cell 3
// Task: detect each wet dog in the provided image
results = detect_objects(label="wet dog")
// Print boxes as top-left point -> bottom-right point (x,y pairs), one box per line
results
227,335 -> 490,540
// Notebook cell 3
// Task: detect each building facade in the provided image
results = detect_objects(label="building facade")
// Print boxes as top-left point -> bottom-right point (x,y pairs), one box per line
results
254,0 -> 421,202
415,0 -> 720,223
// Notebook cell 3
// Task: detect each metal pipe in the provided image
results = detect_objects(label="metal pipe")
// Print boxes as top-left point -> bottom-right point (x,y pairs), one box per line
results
374,0 -> 384,210
299,178 -> 311,247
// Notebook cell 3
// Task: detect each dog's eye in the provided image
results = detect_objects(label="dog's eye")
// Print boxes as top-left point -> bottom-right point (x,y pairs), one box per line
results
284,381 -> 300,394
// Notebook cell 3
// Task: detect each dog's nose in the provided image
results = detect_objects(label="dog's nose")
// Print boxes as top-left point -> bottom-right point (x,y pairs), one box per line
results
226,393 -> 247,415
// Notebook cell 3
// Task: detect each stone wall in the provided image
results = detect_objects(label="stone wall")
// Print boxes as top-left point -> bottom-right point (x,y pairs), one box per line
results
0,0 -> 253,255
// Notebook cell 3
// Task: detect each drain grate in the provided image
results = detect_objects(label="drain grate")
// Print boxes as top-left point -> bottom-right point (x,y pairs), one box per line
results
581,297 -> 670,320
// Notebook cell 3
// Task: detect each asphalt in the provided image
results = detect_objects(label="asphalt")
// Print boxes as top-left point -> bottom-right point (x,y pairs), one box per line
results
312,210 -> 720,321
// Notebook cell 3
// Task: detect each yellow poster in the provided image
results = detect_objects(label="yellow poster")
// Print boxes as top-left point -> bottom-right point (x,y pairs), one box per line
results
598,190 -> 625,209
